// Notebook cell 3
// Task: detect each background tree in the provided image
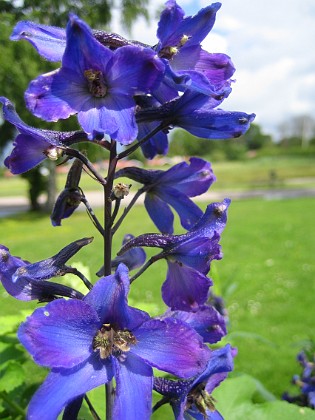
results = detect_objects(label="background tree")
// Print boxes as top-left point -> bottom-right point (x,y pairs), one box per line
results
0,0 -> 149,210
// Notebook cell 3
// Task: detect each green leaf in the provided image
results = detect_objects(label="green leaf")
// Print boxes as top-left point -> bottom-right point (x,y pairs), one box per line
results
213,375 -> 315,419
0,361 -> 26,393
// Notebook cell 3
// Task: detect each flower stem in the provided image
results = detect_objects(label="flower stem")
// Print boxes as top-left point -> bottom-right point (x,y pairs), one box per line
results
103,140 -> 118,419
65,148 -> 106,186
117,123 -> 165,159
111,187 -> 145,234
129,252 -> 164,283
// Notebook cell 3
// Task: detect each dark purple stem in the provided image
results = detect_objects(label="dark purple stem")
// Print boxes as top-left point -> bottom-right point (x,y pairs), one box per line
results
103,140 -> 118,419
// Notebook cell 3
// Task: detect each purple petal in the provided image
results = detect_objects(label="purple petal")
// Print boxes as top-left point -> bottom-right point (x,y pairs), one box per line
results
109,46 -> 165,95
191,199 -> 230,236
132,317 -> 210,378
156,186 -> 203,231
25,68 -> 87,122
202,345 -> 235,393
10,21 -> 66,62
18,299 -> 99,368
4,134 -> 48,174
63,14 -> 113,73
163,262 -> 212,311
157,0 -> 185,48
159,157 -> 215,196
12,237 -> 93,282
144,193 -> 174,234
27,354 -> 113,420
137,121 -> 169,159
171,235 -> 221,274
78,94 -> 137,144
172,47 -> 235,85
177,107 -> 256,139
84,264 -> 150,330
113,354 -> 153,419
165,305 -> 227,344
177,3 -> 221,47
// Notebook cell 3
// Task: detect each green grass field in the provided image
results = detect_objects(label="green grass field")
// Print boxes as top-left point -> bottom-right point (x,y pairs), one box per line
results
1,196 -> 314,402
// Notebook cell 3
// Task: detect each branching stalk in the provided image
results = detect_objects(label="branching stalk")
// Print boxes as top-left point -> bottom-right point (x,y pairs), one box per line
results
117,123 -> 165,160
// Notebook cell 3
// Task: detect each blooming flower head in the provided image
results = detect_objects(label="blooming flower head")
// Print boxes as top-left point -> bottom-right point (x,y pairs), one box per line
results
155,1 -> 235,98
116,157 -> 216,234
18,264 -> 210,419
119,199 -> 230,311
24,14 -> 165,144
0,97 -> 86,174
154,344 -> 235,419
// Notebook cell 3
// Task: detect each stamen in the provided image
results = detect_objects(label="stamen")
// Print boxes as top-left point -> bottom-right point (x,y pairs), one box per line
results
93,324 -> 137,359
45,146 -> 63,161
84,69 -> 107,97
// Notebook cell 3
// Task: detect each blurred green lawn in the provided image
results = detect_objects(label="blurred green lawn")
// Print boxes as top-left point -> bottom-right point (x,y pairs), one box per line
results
1,196 -> 314,402
1,155 -> 315,198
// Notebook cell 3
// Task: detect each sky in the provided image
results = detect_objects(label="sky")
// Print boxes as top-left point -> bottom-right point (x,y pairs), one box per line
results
112,0 -> 315,139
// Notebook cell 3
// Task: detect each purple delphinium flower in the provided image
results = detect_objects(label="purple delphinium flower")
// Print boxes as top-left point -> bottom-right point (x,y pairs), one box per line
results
155,1 -> 235,95
119,199 -> 230,311
18,264 -> 211,419
115,157 -> 216,234
24,14 -> 165,144
96,234 -> 146,277
0,238 -> 92,301
0,97 -> 87,174
154,344 -> 235,419
136,89 -> 256,140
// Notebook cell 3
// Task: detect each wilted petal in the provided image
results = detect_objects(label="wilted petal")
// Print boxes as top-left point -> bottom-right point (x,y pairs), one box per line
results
113,354 -> 153,419
163,262 -> 212,311
10,21 -> 66,62
27,354 -> 113,420
18,299 -> 99,368
132,318 -> 210,378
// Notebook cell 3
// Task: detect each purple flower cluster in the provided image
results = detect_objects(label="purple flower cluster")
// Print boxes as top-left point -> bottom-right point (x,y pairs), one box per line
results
0,1 -> 255,419
283,347 -> 315,409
